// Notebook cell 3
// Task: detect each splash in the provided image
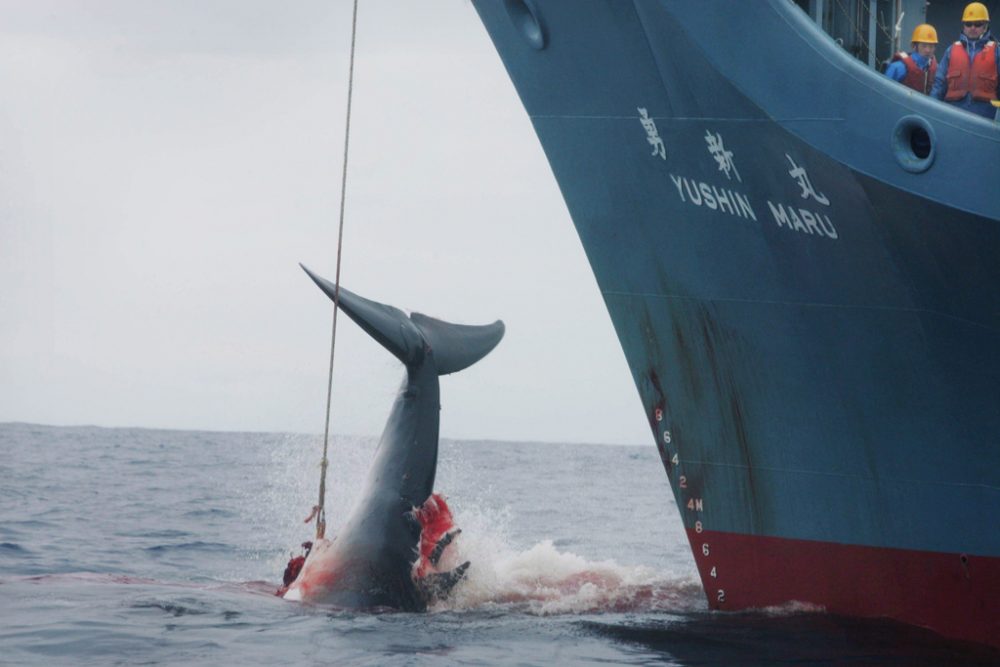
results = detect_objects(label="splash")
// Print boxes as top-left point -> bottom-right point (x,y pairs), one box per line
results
435,537 -> 704,615
259,435 -> 703,615
243,433 -> 378,580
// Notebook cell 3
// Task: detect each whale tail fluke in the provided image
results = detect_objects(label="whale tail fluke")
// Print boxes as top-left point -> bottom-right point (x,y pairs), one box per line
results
410,312 -> 504,375
300,264 -> 504,374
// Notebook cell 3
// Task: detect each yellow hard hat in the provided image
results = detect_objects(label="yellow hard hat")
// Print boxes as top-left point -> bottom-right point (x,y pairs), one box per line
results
911,24 -> 938,44
962,3 -> 990,22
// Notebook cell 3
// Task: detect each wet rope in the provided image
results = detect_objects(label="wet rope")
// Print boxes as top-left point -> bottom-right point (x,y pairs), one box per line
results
315,0 -> 360,541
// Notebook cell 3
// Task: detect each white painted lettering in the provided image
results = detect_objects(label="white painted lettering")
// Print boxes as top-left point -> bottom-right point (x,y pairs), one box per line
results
818,213 -> 838,239
767,201 -> 792,229
699,182 -> 717,210
670,174 -> 685,201
668,173 -> 757,226
798,209 -> 821,235
786,207 -> 808,233
736,191 -> 757,221
713,186 -> 735,216
767,200 -> 838,241
684,178 -> 702,205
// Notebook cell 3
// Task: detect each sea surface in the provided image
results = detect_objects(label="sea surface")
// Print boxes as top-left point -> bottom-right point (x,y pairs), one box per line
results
1,423 -> 996,666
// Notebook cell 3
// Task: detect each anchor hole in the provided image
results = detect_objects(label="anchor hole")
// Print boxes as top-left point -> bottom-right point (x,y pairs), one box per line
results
891,115 -> 936,173
503,0 -> 547,50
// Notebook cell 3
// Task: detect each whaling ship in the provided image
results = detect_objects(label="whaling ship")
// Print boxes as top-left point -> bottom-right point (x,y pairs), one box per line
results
471,0 -> 999,647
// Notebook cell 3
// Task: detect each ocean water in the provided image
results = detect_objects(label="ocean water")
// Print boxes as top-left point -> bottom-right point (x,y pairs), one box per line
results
1,423 -> 996,666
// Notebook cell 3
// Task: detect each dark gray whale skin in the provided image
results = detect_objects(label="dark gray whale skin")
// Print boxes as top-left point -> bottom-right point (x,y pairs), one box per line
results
285,265 -> 504,611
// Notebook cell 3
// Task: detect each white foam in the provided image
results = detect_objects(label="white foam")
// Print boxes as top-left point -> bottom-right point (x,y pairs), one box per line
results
435,537 -> 704,615
757,600 -> 826,616
258,436 -> 703,615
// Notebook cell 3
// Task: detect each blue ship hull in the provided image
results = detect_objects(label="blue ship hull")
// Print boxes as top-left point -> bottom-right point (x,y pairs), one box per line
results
472,0 -> 999,646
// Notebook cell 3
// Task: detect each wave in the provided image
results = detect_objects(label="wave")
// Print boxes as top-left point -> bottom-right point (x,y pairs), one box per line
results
144,541 -> 232,554
0,541 -> 30,555
116,529 -> 192,539
182,508 -> 237,519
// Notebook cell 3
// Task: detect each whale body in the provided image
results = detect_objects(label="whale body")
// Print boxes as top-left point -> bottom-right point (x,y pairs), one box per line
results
282,265 -> 504,610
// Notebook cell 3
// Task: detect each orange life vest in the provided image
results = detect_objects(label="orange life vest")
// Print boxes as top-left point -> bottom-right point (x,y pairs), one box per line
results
945,41 -> 998,101
891,52 -> 938,94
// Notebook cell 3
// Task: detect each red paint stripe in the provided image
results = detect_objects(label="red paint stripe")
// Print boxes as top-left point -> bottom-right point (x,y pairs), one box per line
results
687,528 -> 1000,648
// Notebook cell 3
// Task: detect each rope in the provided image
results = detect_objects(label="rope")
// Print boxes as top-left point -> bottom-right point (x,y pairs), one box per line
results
315,0 -> 360,541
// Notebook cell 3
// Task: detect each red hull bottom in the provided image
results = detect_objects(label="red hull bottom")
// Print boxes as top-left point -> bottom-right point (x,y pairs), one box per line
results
688,529 -> 1000,648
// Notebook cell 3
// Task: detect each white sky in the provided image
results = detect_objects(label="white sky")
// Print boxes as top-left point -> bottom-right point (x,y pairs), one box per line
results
0,0 -> 650,445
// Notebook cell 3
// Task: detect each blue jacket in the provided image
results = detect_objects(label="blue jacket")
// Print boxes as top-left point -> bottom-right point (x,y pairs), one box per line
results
930,31 -> 1000,118
886,51 -> 932,84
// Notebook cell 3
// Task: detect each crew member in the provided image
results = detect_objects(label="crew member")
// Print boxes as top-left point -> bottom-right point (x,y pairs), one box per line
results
930,2 -> 1000,118
885,24 -> 939,93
